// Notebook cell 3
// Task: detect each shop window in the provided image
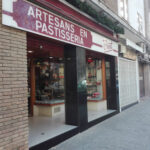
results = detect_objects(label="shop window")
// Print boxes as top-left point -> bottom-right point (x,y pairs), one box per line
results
35,58 -> 65,103
86,57 -> 103,100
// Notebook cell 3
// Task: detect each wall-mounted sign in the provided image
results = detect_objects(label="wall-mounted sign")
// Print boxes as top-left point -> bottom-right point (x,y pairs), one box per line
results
2,0 -> 118,56
123,48 -> 137,61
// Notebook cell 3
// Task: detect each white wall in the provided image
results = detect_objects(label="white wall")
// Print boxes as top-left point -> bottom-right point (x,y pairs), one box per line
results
144,0 -> 150,40
118,0 -> 145,36
128,0 -> 145,36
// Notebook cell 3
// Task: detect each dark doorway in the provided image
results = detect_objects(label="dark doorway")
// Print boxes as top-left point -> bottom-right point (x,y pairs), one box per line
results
139,63 -> 145,97
27,34 -> 77,148
105,56 -> 118,110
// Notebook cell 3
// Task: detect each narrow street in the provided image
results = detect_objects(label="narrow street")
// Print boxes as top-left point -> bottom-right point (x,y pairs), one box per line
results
51,99 -> 150,150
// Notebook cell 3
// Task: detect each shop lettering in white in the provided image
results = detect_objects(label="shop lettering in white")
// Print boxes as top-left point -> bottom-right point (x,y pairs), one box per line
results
43,11 -> 48,22
55,17 -> 59,27
49,14 -> 54,25
80,29 -> 87,38
36,8 -> 42,20
28,6 -> 85,45
27,6 -> 35,18
36,20 -> 42,31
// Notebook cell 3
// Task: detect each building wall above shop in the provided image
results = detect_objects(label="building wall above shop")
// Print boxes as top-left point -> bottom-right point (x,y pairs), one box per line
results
91,0 -> 148,46
128,0 -> 145,36
144,0 -> 150,41
96,0 -> 118,14
104,0 -> 146,36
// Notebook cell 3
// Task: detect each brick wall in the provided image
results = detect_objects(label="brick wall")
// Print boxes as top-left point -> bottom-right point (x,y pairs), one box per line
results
0,0 -> 28,149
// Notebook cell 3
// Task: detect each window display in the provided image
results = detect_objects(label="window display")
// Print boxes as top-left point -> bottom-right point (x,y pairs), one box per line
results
35,58 -> 65,103
86,57 -> 103,100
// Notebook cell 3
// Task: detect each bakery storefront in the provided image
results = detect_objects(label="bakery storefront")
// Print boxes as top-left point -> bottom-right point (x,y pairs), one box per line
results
2,0 -> 119,149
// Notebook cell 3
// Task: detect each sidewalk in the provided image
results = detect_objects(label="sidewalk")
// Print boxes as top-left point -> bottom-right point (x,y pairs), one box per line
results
50,99 -> 150,150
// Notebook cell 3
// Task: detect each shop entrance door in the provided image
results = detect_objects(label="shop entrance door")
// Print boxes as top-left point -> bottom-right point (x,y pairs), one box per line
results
27,35 -> 77,149
105,60 -> 111,108
139,63 -> 145,97
105,57 -> 118,110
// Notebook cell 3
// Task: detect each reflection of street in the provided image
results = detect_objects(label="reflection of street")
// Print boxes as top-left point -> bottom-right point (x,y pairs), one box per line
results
78,79 -> 87,92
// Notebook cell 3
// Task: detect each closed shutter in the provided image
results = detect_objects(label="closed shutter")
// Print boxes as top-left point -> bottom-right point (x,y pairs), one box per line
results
119,58 -> 138,107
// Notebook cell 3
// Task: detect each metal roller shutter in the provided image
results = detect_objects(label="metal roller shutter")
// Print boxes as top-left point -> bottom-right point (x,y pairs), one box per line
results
119,58 -> 138,108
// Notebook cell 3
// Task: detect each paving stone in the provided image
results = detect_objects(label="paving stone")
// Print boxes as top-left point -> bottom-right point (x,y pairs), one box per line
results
50,99 -> 150,150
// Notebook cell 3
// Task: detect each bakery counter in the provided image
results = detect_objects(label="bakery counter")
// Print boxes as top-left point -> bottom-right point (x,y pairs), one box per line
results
34,99 -> 65,117
87,99 -> 107,111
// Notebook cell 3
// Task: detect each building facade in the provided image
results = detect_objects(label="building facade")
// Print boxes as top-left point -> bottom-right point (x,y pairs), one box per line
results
1,0 -> 150,150
139,0 -> 150,98
1,0 -> 120,149
117,0 -> 145,108
97,0 -> 147,109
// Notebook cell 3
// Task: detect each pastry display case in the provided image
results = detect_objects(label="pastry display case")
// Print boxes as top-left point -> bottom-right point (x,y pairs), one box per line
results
35,58 -> 65,104
86,57 -> 103,101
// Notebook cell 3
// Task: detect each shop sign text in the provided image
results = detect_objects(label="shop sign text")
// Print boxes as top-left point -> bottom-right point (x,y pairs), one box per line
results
2,0 -> 92,48
2,0 -> 118,56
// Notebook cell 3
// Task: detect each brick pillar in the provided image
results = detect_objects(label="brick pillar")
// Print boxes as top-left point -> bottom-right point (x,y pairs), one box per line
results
0,1 -> 28,150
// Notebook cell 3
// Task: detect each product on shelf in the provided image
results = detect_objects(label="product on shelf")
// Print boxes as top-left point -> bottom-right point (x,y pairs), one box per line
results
86,57 -> 103,100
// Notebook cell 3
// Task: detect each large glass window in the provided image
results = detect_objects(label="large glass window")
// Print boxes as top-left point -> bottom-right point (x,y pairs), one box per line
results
35,58 -> 65,103
86,57 -> 103,100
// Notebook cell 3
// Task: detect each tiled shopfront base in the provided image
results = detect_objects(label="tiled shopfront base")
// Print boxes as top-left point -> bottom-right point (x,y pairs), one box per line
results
29,109 -> 115,148
29,114 -> 76,148
88,109 -> 116,122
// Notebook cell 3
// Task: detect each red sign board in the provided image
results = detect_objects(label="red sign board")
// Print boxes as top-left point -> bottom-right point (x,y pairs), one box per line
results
3,0 -> 92,48
2,0 -> 118,56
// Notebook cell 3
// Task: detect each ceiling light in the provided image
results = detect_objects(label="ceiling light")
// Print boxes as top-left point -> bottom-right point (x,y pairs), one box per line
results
28,50 -> 33,53
40,45 -> 43,49
59,58 -> 63,60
